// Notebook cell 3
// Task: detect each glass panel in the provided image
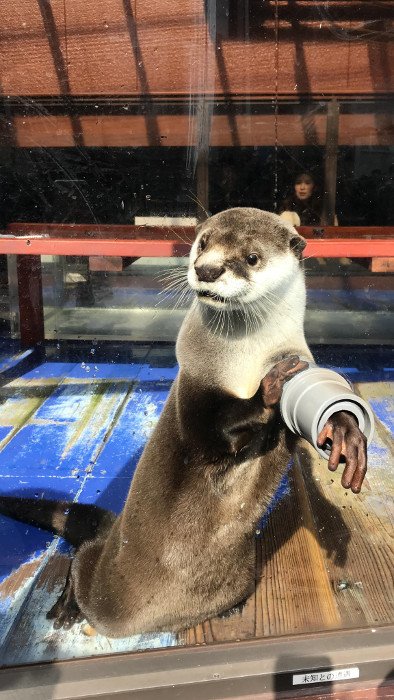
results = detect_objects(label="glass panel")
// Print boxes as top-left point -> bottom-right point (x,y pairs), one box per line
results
0,0 -> 392,676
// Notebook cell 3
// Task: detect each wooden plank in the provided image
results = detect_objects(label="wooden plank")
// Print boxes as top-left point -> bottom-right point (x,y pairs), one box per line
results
179,579 -> 258,646
180,462 -> 340,646
88,256 -> 124,272
0,362 -> 77,456
0,347 -> 44,384
0,364 -> 110,591
2,11 -> 393,97
256,462 -> 340,638
65,0 -> 138,96
78,359 -> 177,511
356,381 -> 394,506
295,380 -> 394,630
0,363 -> 75,647
277,36 -> 394,96
358,381 -> 394,436
0,552 -> 47,650
0,362 -> 141,638
0,548 -> 176,666
123,0 -> 212,96
2,0 -> 393,97
0,0 -> 66,95
370,258 -> 394,273
11,112 -> 394,148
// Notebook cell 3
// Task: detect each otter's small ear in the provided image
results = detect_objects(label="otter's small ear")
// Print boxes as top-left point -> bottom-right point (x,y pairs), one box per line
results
290,233 -> 307,260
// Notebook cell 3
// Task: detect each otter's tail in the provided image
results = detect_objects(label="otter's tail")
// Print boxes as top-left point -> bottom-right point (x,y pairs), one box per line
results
0,496 -> 116,547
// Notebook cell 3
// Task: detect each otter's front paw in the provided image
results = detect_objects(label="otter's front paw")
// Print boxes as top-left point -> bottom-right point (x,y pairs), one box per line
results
317,411 -> 367,493
262,356 -> 309,407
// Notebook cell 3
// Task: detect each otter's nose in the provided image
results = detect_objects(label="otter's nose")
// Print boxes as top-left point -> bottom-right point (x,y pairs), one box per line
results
195,264 -> 225,283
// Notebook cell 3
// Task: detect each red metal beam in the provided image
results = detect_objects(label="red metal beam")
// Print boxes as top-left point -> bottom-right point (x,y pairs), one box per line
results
0,237 -> 393,258
6,223 -> 196,242
304,239 -> 394,258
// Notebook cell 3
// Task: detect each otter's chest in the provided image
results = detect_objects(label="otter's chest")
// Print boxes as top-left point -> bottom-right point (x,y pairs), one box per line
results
214,337 -> 273,399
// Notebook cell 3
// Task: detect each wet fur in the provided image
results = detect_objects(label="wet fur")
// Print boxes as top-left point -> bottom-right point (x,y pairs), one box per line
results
0,208 -> 313,638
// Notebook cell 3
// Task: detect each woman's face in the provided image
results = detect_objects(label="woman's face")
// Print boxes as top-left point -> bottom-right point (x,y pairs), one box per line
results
294,175 -> 314,200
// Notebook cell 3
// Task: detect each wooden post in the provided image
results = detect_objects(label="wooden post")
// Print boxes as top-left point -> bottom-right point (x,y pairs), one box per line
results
322,98 -> 339,226
16,255 -> 45,347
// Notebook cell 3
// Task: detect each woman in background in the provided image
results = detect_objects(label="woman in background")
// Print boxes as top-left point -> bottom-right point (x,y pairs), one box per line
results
279,172 -> 338,226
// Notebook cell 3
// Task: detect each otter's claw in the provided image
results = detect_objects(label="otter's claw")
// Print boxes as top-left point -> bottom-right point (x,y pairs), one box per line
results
262,356 -> 309,407
47,574 -> 85,630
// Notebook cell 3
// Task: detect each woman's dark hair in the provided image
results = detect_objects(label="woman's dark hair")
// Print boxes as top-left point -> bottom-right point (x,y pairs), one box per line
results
279,171 -> 323,225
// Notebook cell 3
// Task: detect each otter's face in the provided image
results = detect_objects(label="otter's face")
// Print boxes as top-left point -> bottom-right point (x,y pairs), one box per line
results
187,208 -> 306,309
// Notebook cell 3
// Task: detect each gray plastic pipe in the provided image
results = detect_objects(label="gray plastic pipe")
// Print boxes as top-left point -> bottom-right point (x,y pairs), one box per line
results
280,362 -> 375,460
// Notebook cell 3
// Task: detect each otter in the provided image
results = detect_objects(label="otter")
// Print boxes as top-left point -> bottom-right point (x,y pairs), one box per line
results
0,208 -> 367,638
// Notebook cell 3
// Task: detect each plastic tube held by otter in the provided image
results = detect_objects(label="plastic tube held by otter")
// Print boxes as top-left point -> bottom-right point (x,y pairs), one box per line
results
280,364 -> 375,460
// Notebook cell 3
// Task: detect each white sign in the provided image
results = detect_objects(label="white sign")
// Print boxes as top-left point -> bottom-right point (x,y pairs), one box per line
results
293,667 -> 359,685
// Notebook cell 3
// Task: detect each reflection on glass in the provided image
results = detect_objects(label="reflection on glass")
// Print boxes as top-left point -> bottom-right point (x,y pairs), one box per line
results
0,0 -> 392,678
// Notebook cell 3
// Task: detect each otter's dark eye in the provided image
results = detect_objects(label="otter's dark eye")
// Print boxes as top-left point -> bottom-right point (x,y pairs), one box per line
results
246,253 -> 259,266
200,238 -> 206,251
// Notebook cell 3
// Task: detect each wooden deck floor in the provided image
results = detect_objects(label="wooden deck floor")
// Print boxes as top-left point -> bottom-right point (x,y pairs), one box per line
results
0,343 -> 393,667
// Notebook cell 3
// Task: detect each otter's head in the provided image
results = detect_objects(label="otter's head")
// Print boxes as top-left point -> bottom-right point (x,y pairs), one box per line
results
188,207 -> 306,309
